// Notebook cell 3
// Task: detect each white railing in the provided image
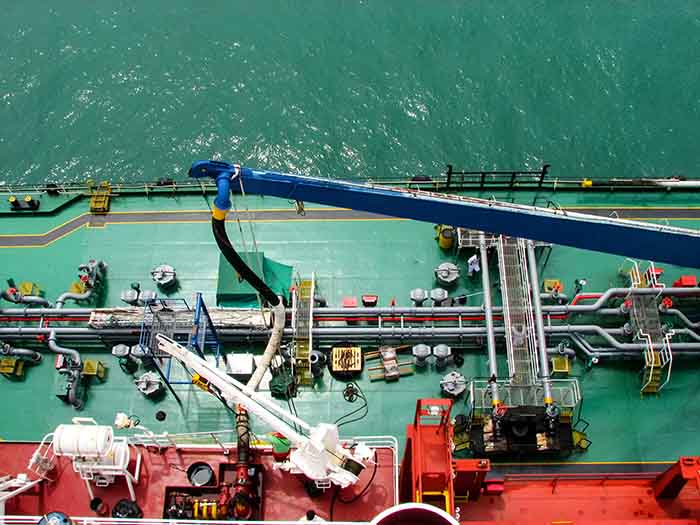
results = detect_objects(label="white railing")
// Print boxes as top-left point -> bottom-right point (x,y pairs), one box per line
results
467,379 -> 581,412
307,272 -> 316,379
517,238 -> 541,384
627,259 -> 674,392
349,435 -> 400,507
0,517 -> 367,525
0,477 -> 42,516
644,261 -> 664,292
627,258 -> 643,288
128,431 -> 399,506
498,236 -> 517,381
498,236 -> 540,386
129,428 -> 244,452
658,330 -> 675,391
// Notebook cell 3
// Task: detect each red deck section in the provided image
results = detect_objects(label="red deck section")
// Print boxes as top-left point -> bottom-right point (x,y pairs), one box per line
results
6,439 -> 700,523
0,442 -> 396,522
462,477 -> 700,524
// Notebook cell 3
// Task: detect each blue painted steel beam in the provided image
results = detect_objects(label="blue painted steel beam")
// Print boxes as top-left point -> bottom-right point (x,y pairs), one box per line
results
237,167 -> 700,268
189,161 -> 700,268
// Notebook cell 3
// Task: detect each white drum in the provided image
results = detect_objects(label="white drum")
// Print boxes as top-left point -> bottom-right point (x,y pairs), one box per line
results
53,423 -> 114,458
100,438 -> 130,467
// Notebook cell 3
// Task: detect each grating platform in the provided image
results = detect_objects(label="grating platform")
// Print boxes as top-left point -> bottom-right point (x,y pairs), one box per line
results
497,236 -> 540,386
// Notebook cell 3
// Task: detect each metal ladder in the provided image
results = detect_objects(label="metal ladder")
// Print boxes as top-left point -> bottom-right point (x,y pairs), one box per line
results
0,475 -> 42,515
293,274 -> 315,385
627,261 -> 674,393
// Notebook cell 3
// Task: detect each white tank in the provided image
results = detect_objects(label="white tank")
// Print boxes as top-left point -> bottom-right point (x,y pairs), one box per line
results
53,423 -> 113,457
100,438 -> 130,467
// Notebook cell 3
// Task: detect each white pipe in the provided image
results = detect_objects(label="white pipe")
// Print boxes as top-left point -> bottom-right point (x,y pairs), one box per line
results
526,240 -> 553,404
479,232 -> 500,404
156,335 -> 310,441
247,300 -> 285,390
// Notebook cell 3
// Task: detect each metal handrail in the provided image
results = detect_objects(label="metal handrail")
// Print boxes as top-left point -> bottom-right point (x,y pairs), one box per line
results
0,517 -> 367,525
127,431 -> 399,507
467,379 -> 581,411
497,236 -> 516,381
627,260 -> 675,392
517,238 -> 541,384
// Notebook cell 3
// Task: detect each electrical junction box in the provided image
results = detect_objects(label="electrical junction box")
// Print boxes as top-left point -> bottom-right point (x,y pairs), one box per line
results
226,353 -> 256,383
0,357 -> 25,379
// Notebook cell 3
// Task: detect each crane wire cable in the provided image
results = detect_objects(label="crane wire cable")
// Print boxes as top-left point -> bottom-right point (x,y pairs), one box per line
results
238,176 -> 265,313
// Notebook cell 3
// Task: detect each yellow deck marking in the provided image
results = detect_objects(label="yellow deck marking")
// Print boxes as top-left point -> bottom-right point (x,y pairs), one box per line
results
105,206 -> 347,214
0,205 -> 697,248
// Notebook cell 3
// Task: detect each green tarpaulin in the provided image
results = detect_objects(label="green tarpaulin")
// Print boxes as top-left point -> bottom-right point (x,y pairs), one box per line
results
216,252 -> 292,307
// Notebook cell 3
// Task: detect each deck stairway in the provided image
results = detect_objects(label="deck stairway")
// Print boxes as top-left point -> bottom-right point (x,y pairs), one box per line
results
626,261 -> 674,394
497,236 -> 540,387
468,234 -> 581,412
292,275 -> 315,385
0,475 -> 42,515
89,181 -> 112,213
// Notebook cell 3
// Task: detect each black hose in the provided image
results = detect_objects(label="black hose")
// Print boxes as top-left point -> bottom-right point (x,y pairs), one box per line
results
212,217 -> 280,306
236,409 -> 251,465
330,453 -> 379,520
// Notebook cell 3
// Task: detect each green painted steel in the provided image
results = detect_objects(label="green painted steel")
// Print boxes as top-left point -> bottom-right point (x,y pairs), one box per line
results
216,252 -> 292,307
0,192 -> 700,465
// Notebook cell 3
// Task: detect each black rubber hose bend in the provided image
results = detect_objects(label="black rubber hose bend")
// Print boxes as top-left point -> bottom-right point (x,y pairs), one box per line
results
212,217 -> 280,306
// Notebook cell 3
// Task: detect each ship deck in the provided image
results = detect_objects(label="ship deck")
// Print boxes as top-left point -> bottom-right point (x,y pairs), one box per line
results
0,442 -> 397,521
1,186 -> 700,469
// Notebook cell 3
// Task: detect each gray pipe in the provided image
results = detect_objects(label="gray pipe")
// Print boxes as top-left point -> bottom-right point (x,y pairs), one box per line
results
569,332 -> 700,358
568,333 -> 599,360
55,260 -> 105,309
540,292 -> 569,304
597,308 -> 625,316
675,328 -> 700,342
47,331 -> 81,367
549,324 -> 685,351
56,289 -> 96,309
0,342 -> 42,363
1,290 -> 52,308
47,329 -> 82,406
0,286 -> 693,319
480,232 -> 500,404
313,306 -> 487,315
0,327 -> 109,335
526,240 -> 554,405
544,287 -> 700,314
46,273 -> 96,410
664,309 -> 700,329
550,324 -> 636,349
0,307 -> 94,316
546,346 -> 576,358
562,330 -> 700,354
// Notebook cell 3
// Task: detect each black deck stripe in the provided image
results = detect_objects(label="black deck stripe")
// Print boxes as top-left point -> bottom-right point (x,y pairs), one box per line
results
1,206 -> 700,247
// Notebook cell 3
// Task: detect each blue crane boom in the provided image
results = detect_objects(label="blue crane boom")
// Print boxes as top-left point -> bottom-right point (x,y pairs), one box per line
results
190,160 -> 700,268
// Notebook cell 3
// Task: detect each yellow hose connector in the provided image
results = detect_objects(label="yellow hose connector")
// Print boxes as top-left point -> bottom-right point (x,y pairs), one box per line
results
212,205 -> 229,220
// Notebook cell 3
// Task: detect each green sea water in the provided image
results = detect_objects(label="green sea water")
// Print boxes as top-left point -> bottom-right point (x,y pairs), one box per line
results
1,1 -> 699,185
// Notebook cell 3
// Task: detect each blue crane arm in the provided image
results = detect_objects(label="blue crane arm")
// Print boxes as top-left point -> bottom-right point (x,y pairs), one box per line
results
190,161 -> 700,268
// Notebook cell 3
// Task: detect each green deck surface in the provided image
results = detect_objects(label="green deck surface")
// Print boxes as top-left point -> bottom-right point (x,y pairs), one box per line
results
1,189 -> 700,465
